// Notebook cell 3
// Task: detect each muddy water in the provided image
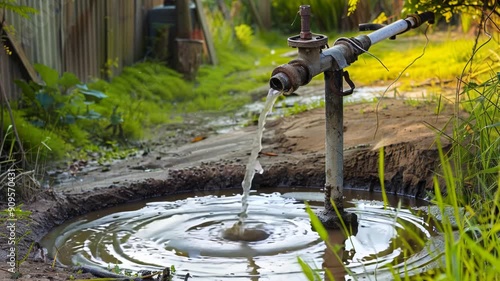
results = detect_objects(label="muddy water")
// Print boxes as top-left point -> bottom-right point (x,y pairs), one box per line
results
211,86 -> 389,134
41,188 -> 436,280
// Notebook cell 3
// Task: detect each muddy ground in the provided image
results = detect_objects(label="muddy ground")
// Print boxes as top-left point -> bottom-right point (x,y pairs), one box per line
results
0,84 -> 457,280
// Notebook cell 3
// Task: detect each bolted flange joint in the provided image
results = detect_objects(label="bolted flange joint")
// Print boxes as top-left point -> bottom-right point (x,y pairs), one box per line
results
287,5 -> 328,49
333,35 -> 371,65
288,34 -> 328,49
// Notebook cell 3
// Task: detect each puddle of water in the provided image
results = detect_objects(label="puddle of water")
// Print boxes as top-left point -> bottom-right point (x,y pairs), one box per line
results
211,86 -> 388,134
41,188 -> 437,280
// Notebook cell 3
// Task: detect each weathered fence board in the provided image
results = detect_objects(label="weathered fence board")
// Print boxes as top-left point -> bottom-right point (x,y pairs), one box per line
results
1,0 -> 163,101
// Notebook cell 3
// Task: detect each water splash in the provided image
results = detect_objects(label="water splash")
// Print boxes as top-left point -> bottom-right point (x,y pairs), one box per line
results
41,189 -> 437,280
236,89 -> 282,237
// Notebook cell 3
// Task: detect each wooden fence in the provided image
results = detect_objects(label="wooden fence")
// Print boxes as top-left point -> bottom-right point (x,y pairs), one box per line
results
1,0 -> 164,100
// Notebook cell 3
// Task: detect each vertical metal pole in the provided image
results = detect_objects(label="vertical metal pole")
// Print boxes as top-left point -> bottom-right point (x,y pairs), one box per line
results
324,69 -> 344,213
318,68 -> 357,229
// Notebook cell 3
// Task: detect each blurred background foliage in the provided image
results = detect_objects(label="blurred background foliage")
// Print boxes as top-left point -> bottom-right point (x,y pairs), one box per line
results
1,0 -> 498,164
204,0 -> 498,33
0,1 -> 498,278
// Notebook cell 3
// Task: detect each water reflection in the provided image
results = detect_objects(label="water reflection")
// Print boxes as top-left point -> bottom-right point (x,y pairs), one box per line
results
41,188 -> 435,280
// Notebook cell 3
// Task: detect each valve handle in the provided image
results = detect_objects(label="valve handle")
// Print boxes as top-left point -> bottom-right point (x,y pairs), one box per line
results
415,12 -> 435,25
331,71 -> 355,96
340,71 -> 355,96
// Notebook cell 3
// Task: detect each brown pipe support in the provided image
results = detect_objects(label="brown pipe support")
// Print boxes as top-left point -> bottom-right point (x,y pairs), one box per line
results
269,35 -> 371,92
299,5 -> 312,40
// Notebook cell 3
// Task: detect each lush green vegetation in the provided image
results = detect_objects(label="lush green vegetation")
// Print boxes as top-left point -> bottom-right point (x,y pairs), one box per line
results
301,69 -> 499,279
1,0 -> 499,278
3,0 -> 496,164
451,75 -> 500,207
299,18 -> 500,281
6,29 -> 493,163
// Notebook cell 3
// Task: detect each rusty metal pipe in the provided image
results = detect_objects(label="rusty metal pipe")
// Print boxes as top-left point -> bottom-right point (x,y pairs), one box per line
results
270,60 -> 311,92
299,5 -> 312,40
269,6 -> 434,230
269,35 -> 370,92
270,12 -> 434,92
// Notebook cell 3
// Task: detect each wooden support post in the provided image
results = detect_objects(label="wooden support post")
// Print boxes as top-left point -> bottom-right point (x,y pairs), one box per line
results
0,20 -> 41,84
245,0 -> 265,30
193,0 -> 217,65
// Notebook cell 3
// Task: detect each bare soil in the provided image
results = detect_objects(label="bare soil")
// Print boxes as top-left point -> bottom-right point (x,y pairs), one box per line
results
0,87 -> 457,280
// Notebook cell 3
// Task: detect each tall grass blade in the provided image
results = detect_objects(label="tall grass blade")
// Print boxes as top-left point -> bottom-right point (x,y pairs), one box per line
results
325,268 -> 335,281
297,257 -> 317,281
378,147 -> 389,208
305,203 -> 328,242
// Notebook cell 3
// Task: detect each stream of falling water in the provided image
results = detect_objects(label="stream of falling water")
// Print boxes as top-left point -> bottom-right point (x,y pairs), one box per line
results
232,89 -> 282,237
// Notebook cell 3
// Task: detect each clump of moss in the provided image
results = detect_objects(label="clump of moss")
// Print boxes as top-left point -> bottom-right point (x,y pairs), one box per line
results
2,110 -> 69,161
90,62 -> 194,139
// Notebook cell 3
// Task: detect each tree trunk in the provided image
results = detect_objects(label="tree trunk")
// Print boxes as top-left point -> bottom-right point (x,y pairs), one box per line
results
176,0 -> 192,39
245,0 -> 264,30
217,0 -> 230,21
257,0 -> 271,29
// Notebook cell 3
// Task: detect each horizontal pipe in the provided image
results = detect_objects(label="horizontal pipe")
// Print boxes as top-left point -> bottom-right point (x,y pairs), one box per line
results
269,12 -> 434,92
367,18 -> 415,45
269,37 -> 367,91
320,43 -> 352,72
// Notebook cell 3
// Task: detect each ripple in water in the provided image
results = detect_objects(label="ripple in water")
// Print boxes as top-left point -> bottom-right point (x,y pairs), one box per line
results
42,190 -> 436,280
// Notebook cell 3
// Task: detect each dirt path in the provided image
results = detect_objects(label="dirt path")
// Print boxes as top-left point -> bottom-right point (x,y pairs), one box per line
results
0,85 -> 457,280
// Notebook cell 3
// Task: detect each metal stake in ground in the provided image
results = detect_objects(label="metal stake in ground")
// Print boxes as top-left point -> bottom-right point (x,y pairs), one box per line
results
315,69 -> 358,228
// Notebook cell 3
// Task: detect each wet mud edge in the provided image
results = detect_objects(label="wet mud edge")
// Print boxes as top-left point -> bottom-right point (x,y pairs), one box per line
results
12,141 -> 448,251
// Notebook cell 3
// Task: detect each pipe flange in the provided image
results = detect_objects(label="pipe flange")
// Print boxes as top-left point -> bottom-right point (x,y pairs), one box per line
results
288,34 -> 328,49
289,59 -> 313,86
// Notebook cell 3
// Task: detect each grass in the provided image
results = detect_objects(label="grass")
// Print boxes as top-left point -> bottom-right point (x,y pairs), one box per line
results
281,99 -> 326,117
5,17 -> 491,163
294,10 -> 500,279
299,43 -> 500,280
419,132 -> 500,281
346,29 -> 497,89
0,125 -> 42,278
302,138 -> 499,280
450,74 -> 500,206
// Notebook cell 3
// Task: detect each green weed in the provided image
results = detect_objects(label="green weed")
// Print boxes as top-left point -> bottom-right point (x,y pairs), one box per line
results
347,33 -> 494,89
1,111 -> 67,161
0,204 -> 35,277
301,141 -> 499,280
450,74 -> 500,208
15,64 -> 107,132
300,50 -> 500,281
282,99 -> 326,117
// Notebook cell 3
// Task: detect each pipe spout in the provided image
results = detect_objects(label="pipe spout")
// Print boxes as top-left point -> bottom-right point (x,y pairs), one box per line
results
269,72 -> 290,92
269,60 -> 311,93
